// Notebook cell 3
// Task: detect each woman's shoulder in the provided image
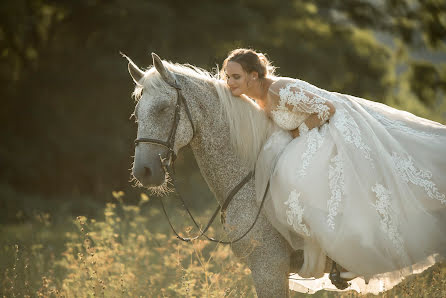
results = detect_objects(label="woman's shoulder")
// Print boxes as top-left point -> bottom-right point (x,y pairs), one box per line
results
270,77 -> 296,87
268,77 -> 298,96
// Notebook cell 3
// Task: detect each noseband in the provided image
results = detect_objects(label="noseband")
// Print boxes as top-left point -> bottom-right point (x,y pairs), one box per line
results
134,74 -> 270,244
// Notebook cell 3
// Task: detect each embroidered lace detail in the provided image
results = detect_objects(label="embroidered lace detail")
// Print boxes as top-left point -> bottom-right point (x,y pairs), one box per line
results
327,154 -> 345,230
298,124 -> 327,177
270,106 -> 306,130
284,190 -> 310,236
333,109 -> 373,162
391,152 -> 446,205
366,107 -> 440,139
371,183 -> 404,257
278,82 -> 331,122
285,79 -> 348,106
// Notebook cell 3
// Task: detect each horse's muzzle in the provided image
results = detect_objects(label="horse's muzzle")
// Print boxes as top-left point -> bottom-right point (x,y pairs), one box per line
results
132,162 -> 165,187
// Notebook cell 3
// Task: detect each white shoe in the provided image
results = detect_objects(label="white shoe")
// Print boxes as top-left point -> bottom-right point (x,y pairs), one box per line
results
340,271 -> 358,280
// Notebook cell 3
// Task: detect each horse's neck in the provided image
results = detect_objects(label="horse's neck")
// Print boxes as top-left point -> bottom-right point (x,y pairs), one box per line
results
190,131 -> 248,205
188,88 -> 250,205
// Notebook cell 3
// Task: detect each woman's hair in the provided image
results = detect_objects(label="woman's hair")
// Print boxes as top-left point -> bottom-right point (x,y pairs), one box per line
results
220,48 -> 276,80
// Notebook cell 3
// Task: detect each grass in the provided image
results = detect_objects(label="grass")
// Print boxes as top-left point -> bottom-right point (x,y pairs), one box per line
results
1,191 -> 444,297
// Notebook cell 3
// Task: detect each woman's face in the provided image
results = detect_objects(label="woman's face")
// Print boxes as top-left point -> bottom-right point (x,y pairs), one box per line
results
225,61 -> 251,96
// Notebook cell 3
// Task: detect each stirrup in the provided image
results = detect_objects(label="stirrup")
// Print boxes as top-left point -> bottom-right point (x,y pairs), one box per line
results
329,261 -> 350,290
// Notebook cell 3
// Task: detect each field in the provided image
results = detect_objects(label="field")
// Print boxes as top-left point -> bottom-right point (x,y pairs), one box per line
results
1,191 -> 444,297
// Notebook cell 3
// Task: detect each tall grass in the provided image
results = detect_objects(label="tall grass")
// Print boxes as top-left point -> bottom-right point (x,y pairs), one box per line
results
1,191 -> 444,297
1,192 -> 255,297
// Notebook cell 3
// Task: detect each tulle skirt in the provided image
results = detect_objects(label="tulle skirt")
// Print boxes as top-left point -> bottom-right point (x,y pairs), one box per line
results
255,91 -> 446,294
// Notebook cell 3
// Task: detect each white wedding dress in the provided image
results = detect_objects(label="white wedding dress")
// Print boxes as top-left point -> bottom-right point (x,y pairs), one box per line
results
254,78 -> 446,294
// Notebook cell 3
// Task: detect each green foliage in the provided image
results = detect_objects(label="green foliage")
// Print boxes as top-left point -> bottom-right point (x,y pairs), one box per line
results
317,0 -> 446,48
1,0 -> 445,200
408,61 -> 446,107
1,2 -> 445,296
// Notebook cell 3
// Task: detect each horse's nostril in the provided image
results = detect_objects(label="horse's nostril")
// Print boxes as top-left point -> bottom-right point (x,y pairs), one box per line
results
144,166 -> 152,177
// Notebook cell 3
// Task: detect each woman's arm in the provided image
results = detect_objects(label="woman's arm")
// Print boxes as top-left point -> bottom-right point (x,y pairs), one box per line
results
269,79 -> 336,137
291,100 -> 336,137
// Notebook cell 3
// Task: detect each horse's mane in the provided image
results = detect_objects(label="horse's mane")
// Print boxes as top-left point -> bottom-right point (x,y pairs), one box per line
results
135,61 -> 278,169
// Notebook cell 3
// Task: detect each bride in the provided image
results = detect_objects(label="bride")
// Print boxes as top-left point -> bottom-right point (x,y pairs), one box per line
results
221,48 -> 446,293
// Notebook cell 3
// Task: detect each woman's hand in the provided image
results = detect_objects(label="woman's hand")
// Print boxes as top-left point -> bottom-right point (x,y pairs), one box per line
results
305,113 -> 324,130
290,107 -> 335,139
291,127 -> 300,138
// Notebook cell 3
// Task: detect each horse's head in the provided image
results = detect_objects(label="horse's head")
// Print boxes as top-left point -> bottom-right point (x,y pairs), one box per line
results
126,53 -> 194,191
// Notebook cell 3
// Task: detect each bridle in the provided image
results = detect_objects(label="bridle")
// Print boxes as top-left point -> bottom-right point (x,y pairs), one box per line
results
134,74 -> 270,244
134,78 -> 194,170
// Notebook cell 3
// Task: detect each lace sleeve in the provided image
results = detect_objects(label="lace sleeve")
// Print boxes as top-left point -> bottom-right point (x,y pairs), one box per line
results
269,79 -> 335,125
274,81 -> 332,122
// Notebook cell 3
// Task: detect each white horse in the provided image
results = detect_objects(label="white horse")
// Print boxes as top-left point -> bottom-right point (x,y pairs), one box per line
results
127,53 -> 302,297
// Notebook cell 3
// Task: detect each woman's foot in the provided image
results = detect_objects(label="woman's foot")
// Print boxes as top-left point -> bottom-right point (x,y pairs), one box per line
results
329,270 -> 350,290
329,261 -> 351,290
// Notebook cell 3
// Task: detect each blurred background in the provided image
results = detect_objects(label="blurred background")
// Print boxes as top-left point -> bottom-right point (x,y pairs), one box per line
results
1,0 -> 445,296
1,0 -> 446,218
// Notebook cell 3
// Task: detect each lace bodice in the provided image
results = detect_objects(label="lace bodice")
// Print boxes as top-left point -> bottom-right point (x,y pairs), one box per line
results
268,79 -> 331,131
270,107 -> 307,130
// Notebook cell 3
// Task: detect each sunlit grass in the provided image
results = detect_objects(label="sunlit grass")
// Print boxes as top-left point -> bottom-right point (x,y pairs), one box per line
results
1,191 -> 444,297
1,192 -> 255,297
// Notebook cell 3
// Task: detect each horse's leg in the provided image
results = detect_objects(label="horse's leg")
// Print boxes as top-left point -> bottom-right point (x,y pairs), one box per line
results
226,194 -> 292,298
243,222 -> 291,298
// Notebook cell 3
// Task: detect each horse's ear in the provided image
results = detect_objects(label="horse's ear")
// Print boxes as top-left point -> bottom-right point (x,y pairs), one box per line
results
121,52 -> 144,84
152,53 -> 177,86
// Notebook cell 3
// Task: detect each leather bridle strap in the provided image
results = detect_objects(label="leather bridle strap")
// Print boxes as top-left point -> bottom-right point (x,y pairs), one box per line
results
134,78 -> 195,168
160,166 -> 269,244
220,170 -> 254,224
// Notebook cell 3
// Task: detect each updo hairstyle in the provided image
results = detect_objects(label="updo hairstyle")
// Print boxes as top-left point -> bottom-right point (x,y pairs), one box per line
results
221,48 -> 276,80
